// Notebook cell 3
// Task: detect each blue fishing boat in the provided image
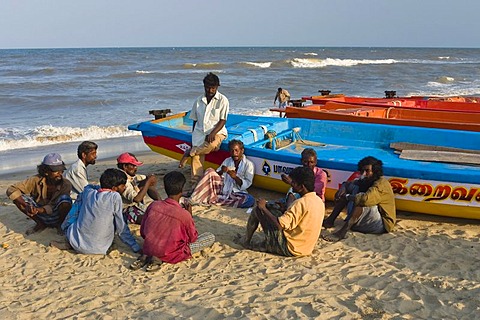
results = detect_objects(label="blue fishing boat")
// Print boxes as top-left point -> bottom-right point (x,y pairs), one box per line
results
129,111 -> 480,220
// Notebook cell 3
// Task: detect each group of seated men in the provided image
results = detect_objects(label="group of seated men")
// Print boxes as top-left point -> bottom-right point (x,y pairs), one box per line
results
6,139 -> 396,272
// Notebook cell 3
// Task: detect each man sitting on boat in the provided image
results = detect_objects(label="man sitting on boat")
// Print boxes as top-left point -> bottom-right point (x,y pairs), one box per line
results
189,139 -> 255,208
179,72 -> 229,187
322,156 -> 396,242
241,166 -> 325,257
117,152 -> 160,224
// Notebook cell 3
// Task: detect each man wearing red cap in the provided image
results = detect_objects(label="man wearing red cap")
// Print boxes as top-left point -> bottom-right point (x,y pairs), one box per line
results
117,152 -> 160,224
6,153 -> 72,235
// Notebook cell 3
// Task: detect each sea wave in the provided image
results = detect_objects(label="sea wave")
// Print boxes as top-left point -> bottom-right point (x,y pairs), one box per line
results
240,61 -> 272,68
290,58 -> 397,68
0,125 -> 140,152
183,62 -> 223,69
304,52 -> 318,56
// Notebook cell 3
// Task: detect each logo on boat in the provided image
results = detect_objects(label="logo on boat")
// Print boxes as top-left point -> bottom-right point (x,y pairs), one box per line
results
176,143 -> 191,152
262,160 -> 271,176
389,178 -> 480,203
273,165 -> 294,175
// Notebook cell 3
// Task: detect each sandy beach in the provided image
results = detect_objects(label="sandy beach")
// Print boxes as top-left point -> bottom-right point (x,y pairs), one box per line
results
1,150 -> 479,319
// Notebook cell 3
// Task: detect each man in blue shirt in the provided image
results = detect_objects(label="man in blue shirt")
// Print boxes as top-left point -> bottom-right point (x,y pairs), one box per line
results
60,168 -> 141,254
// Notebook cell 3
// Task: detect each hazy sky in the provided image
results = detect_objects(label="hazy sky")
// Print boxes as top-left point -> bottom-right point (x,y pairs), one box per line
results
1,0 -> 479,49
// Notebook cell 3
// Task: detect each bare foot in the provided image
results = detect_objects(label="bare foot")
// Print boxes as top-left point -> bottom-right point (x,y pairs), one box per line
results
323,218 -> 335,229
25,223 -> 47,235
321,231 -> 348,242
178,153 -> 189,168
50,240 -> 73,250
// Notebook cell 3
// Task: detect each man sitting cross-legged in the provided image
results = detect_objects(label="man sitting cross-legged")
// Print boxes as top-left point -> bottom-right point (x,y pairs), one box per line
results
130,171 -> 215,272
242,166 -> 324,257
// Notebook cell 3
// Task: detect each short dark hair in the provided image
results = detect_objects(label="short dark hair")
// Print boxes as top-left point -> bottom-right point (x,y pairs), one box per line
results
164,171 -> 186,196
289,166 -> 315,192
77,141 -> 98,159
100,168 -> 127,189
358,156 -> 384,181
228,139 -> 244,150
203,72 -> 220,87
301,148 -> 317,160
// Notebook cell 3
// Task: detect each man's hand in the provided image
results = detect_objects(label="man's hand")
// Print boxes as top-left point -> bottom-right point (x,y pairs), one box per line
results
257,198 -> 267,211
206,132 -> 216,143
146,174 -> 157,186
226,170 -> 237,179
281,173 -> 292,185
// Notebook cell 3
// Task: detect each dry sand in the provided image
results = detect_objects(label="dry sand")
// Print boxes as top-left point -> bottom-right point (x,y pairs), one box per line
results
1,150 -> 480,319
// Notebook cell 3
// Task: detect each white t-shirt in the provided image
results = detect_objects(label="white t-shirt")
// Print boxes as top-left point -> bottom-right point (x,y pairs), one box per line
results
189,91 -> 229,147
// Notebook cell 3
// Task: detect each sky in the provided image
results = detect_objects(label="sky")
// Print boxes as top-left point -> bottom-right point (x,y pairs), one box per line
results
1,0 -> 479,49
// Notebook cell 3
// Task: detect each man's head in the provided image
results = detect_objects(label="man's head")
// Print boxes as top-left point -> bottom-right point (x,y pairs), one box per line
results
100,168 -> 127,194
203,72 -> 220,100
228,139 -> 244,162
38,153 -> 66,185
77,141 -> 98,166
278,87 -> 282,92
289,166 -> 315,193
301,148 -> 317,170
117,152 -> 143,177
357,156 -> 383,182
163,171 -> 186,197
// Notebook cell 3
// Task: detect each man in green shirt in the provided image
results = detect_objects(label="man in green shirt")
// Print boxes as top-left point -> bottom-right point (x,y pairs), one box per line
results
323,156 -> 396,242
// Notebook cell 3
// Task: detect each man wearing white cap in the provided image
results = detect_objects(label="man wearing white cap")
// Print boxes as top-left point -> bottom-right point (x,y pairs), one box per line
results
117,152 -> 160,224
6,153 -> 72,235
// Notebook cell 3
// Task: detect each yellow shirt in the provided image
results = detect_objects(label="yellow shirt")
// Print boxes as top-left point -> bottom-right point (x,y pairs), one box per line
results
278,192 -> 324,256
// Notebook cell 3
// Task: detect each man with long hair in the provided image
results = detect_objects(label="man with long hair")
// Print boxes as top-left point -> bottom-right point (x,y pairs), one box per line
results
323,156 -> 396,242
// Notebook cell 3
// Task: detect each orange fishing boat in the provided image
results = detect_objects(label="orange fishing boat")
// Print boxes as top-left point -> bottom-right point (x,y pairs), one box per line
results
284,102 -> 480,132
302,94 -> 480,113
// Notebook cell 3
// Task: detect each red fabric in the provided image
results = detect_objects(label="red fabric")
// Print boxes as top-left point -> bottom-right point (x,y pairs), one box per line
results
140,198 -> 198,264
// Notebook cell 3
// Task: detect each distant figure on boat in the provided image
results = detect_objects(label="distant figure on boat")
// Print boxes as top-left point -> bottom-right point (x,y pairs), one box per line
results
117,152 -> 160,225
274,87 -> 291,108
64,141 -> 98,201
241,166 -> 324,257
322,156 -> 396,242
179,72 -> 229,189
189,139 -> 255,208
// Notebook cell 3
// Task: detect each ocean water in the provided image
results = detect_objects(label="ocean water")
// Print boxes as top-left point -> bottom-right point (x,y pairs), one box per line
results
1,47 -> 479,174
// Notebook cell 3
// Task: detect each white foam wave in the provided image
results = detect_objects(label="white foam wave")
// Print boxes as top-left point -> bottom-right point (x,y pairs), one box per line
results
0,125 -> 140,152
242,61 -> 272,68
304,52 -> 318,56
438,56 -> 450,60
184,62 -> 222,69
136,70 -> 153,74
290,57 -> 397,68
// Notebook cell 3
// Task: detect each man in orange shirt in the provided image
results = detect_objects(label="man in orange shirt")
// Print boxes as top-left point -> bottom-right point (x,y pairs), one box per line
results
242,166 -> 324,256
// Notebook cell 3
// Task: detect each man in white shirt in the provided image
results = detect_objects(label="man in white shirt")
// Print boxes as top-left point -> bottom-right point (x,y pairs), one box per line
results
180,73 -> 229,187
189,139 -> 255,208
64,141 -> 98,200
